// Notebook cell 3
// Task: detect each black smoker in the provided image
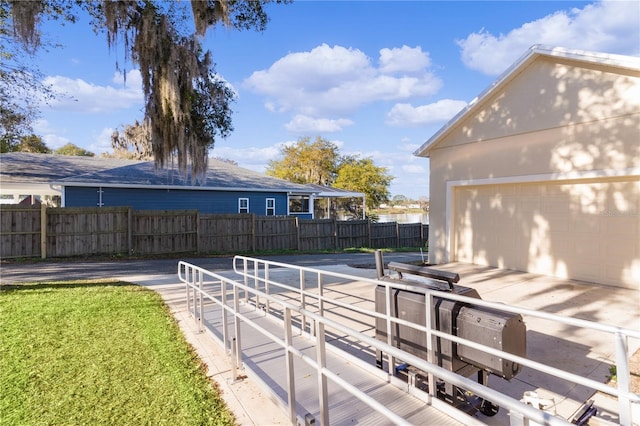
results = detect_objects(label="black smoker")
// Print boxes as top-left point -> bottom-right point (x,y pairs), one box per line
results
374,253 -> 526,416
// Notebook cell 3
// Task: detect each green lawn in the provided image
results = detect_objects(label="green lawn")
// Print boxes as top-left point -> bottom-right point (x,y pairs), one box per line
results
0,280 -> 236,425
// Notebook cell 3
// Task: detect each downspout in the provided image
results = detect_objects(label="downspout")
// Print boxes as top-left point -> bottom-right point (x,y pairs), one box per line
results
49,184 -> 64,206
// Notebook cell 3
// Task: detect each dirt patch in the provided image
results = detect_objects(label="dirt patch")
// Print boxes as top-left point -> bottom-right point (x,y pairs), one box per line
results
628,348 -> 640,393
608,348 -> 640,393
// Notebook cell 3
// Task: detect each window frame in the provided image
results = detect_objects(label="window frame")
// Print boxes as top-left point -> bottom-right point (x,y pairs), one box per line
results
238,197 -> 249,214
266,198 -> 276,216
288,195 -> 311,214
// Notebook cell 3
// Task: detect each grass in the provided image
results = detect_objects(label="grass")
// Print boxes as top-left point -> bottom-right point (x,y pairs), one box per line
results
0,280 -> 236,426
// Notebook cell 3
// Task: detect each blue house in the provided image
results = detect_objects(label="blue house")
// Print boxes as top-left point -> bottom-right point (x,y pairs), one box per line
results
1,153 -> 365,219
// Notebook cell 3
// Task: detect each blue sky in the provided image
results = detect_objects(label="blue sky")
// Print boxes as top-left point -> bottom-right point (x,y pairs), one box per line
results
31,0 -> 640,199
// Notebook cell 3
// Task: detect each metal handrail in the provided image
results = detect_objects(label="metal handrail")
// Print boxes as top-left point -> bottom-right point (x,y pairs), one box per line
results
179,257 -> 638,425
231,255 -> 640,423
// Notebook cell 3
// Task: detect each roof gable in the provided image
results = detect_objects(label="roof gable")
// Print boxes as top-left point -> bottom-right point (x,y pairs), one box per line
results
414,45 -> 640,157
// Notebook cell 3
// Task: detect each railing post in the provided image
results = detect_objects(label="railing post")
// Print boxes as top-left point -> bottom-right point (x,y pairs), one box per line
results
265,264 -> 270,314
425,292 -> 435,401
243,258 -> 249,303
300,269 -> 306,335
508,410 -> 527,426
254,260 -> 260,309
284,308 -> 297,424
198,269 -> 204,332
615,332 -> 632,426
186,266 -> 192,316
231,337 -> 238,382
222,279 -> 229,351
315,320 -> 329,425
233,283 -> 242,370
317,271 -> 324,322
384,283 -> 395,375
192,269 -> 198,320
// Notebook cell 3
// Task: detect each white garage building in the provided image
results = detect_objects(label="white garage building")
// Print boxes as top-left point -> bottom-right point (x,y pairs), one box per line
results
415,46 -> 640,290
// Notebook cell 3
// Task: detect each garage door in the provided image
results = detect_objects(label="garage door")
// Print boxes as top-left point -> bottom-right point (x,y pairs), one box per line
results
453,178 -> 639,289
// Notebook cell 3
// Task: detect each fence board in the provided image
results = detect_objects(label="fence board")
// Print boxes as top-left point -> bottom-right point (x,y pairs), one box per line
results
46,207 -> 129,257
0,205 -> 41,258
132,210 -> 197,255
255,216 -> 298,251
1,207 -> 426,259
336,220 -> 369,249
298,219 -> 336,251
398,223 -> 423,247
370,222 -> 397,248
199,214 -> 254,253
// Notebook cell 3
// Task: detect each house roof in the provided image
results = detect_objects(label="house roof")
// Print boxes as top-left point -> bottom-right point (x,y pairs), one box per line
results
414,45 -> 640,158
303,184 -> 364,199
0,152 -> 316,195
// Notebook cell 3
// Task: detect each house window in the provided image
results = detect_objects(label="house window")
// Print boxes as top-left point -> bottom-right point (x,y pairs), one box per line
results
289,195 -> 310,213
266,198 -> 275,216
238,198 -> 249,213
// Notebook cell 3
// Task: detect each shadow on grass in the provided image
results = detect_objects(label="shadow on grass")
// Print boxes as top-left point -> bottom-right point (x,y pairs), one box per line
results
0,280 -> 135,292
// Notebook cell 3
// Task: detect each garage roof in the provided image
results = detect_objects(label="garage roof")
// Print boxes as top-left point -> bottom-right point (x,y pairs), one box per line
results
414,45 -> 640,158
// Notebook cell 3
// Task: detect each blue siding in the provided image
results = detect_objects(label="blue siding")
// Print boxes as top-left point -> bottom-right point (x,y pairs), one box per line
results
64,186 -> 290,216
290,213 -> 313,220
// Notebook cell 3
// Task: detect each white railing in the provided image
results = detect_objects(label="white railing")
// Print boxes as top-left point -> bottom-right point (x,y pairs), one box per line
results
178,256 -> 639,426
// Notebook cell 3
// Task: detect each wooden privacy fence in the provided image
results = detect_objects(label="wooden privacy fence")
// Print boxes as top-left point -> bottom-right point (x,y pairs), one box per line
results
1,206 -> 428,259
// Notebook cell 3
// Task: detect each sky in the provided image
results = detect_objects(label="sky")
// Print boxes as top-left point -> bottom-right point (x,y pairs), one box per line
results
28,0 -> 640,199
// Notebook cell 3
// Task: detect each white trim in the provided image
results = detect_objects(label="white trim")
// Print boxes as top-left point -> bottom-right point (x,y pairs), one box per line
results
52,181 -> 315,194
444,168 -> 640,262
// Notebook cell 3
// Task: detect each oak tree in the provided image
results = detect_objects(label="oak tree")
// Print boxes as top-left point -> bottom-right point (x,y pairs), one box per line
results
2,0 -> 288,181
334,156 -> 392,211
266,136 -> 340,186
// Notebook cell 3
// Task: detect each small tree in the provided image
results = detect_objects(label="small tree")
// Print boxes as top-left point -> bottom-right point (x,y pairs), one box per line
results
266,136 -> 340,185
334,157 -> 392,211
54,143 -> 95,157
6,134 -> 51,153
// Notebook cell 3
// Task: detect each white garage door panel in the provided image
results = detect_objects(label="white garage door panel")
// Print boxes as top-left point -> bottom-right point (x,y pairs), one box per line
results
453,179 -> 639,289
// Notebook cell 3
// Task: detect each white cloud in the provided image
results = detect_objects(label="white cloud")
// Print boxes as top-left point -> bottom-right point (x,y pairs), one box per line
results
402,164 -> 425,174
244,43 -> 441,118
88,127 -> 116,154
399,142 -> 421,152
42,69 -> 143,113
33,119 -> 69,149
41,134 -> 71,150
211,144 -> 284,172
379,45 -> 431,74
285,115 -> 354,133
386,99 -> 468,127
458,0 -> 640,75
